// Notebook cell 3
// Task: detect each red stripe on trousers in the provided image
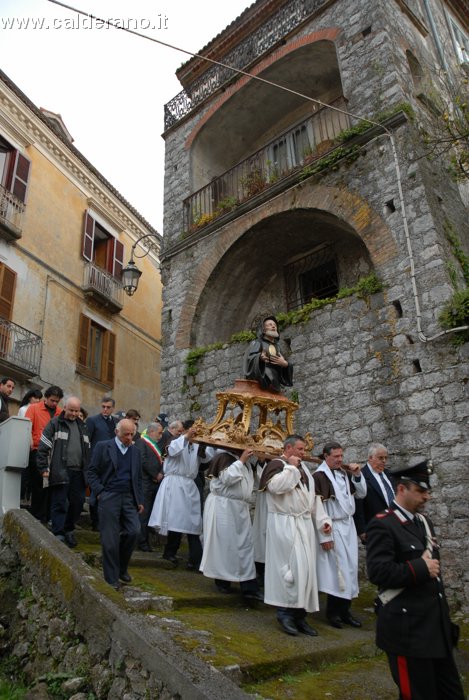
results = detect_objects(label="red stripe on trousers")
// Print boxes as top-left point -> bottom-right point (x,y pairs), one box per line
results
397,656 -> 412,700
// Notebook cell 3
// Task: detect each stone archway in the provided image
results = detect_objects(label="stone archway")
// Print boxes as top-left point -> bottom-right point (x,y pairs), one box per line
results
175,181 -> 398,349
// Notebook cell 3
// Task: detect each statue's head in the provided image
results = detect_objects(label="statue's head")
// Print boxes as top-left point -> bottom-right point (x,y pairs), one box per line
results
262,316 -> 279,339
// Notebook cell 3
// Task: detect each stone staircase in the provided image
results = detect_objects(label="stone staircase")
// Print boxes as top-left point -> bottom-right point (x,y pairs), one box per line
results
74,526 -> 469,700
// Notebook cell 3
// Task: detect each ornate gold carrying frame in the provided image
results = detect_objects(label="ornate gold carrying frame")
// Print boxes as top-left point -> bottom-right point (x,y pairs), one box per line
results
193,379 -> 314,457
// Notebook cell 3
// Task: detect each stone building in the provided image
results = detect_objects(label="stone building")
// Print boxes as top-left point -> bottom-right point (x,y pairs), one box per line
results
0,69 -> 162,419
160,1 -> 469,604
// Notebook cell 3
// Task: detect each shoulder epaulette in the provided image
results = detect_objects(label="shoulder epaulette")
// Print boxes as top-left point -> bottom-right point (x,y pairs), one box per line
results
375,509 -> 392,519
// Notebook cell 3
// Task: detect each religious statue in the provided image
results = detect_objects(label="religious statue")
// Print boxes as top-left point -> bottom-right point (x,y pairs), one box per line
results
243,316 -> 293,393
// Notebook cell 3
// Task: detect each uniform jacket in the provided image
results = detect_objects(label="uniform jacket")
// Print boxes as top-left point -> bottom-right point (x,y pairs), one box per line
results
86,438 -> 143,508
366,506 -> 453,658
36,412 -> 90,486
354,464 -> 395,536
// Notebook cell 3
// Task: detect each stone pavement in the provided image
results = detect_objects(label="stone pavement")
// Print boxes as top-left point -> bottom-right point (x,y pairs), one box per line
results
76,527 -> 469,700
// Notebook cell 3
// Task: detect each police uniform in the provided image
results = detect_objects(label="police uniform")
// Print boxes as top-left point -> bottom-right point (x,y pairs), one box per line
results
366,461 -> 465,700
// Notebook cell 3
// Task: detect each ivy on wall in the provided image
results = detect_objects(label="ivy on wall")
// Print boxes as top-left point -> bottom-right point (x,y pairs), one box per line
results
439,220 -> 469,345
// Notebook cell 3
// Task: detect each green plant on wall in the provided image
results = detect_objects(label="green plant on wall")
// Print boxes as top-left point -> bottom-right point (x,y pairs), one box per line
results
439,220 -> 469,344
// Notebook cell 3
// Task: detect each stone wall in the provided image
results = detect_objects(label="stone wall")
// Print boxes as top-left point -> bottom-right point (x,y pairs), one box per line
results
0,510 -> 250,700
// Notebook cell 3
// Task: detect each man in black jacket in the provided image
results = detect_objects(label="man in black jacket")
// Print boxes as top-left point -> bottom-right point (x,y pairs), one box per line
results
366,461 -> 465,700
0,376 -> 15,423
135,421 -> 164,551
37,396 -> 90,547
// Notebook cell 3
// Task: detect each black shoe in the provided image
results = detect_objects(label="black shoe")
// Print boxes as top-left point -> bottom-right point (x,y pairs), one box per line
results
119,572 -> 132,583
278,617 -> 299,636
296,619 -> 318,636
162,554 -> 178,565
341,615 -> 362,628
64,532 -> 77,548
109,582 -> 121,591
216,584 -> 235,594
139,543 -> 153,552
328,616 -> 343,629
242,591 -> 264,602
186,562 -> 201,571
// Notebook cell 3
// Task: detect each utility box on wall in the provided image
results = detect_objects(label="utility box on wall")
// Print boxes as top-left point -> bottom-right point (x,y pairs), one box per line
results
0,416 -> 31,514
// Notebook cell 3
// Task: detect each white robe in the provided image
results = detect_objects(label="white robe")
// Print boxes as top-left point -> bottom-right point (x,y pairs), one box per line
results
264,461 -> 331,612
200,458 -> 256,582
148,435 -> 203,536
315,461 -> 367,600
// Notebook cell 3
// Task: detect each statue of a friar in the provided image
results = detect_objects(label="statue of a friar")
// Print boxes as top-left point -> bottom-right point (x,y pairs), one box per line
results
243,315 -> 293,393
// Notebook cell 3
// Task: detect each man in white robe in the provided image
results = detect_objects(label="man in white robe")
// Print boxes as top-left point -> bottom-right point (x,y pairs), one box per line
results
260,435 -> 332,636
200,448 -> 263,601
313,441 -> 367,629
148,421 -> 212,569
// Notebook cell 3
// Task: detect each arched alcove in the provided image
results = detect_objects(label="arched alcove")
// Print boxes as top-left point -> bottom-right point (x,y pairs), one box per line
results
190,39 -> 344,192
191,208 -> 374,346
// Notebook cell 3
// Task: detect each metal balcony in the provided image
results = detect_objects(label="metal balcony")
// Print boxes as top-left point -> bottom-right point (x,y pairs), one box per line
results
164,0 -> 332,130
82,262 -> 124,313
0,318 -> 42,379
183,97 -> 350,234
0,185 -> 25,241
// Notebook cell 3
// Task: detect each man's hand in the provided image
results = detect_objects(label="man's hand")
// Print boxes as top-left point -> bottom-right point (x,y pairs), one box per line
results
346,463 -> 361,476
422,550 -> 440,578
137,504 -> 144,514
240,448 -> 254,464
321,541 -> 334,551
286,455 -> 301,467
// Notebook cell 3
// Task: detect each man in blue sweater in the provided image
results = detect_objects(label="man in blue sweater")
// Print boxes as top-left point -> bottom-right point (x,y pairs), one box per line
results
87,419 -> 144,589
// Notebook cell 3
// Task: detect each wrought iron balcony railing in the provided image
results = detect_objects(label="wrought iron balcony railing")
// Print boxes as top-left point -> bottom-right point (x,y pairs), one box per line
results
164,0 -> 331,130
0,317 -> 42,377
183,97 -> 350,234
82,262 -> 124,313
0,185 -> 25,241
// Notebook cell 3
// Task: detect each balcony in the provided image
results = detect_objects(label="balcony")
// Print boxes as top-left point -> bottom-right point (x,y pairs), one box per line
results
0,185 -> 25,241
0,317 -> 42,379
183,97 -> 351,234
164,0 -> 333,130
82,262 -> 124,314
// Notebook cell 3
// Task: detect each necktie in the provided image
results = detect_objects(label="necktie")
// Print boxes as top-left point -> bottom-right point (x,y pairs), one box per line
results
378,472 -> 394,506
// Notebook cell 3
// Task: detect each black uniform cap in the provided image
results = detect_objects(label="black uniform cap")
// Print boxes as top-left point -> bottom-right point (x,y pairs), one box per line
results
391,459 -> 432,490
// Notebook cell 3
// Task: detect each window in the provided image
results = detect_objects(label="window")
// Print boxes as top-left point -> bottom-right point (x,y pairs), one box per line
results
284,246 -> 339,310
0,135 -> 31,203
448,14 -> 469,63
82,211 -> 124,278
77,313 -> 116,387
0,263 -> 16,320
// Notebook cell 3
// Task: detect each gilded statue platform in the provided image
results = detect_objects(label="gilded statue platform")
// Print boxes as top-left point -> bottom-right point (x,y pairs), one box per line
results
193,379 -> 314,458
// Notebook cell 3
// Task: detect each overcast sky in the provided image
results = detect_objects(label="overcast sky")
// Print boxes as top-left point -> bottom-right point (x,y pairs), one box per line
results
0,0 -> 252,233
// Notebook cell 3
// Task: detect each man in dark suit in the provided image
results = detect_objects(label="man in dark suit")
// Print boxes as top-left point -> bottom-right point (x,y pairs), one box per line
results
87,419 -> 144,590
354,443 -> 394,543
366,461 -> 465,700
85,395 -> 117,530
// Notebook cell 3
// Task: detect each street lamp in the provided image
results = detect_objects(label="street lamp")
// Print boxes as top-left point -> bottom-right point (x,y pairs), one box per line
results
122,233 -> 160,297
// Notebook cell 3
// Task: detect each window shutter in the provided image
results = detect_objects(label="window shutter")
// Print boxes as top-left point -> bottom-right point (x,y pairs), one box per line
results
77,313 -> 91,367
0,264 -> 16,320
10,152 -> 31,203
113,240 -> 124,279
82,212 -> 95,262
103,330 -> 116,386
